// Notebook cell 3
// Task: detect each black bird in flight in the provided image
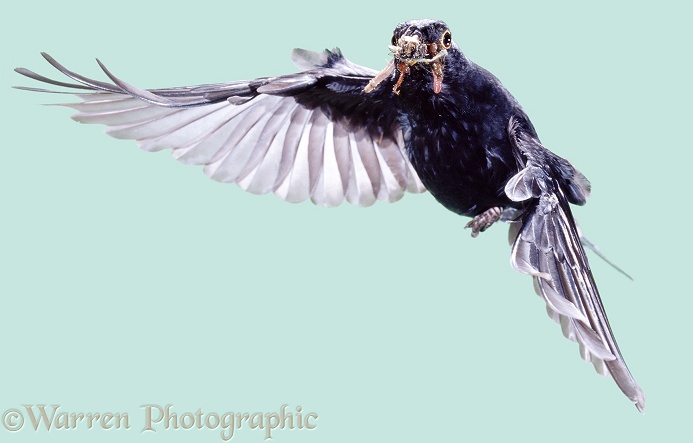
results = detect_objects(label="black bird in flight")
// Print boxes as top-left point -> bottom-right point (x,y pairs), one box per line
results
15,18 -> 645,411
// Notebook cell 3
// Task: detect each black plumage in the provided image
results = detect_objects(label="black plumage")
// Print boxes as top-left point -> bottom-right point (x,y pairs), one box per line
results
15,18 -> 644,411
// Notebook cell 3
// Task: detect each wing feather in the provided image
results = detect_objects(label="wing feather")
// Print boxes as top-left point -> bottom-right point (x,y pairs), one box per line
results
346,131 -> 376,206
15,50 -> 425,206
506,116 -> 645,412
275,105 -> 311,188
277,111 -> 313,203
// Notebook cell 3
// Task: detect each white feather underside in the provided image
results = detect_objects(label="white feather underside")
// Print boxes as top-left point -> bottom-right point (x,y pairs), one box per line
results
64,92 -> 425,207
509,197 -> 617,379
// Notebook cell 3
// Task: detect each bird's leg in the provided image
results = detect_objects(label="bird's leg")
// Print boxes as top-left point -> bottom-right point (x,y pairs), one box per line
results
465,206 -> 503,238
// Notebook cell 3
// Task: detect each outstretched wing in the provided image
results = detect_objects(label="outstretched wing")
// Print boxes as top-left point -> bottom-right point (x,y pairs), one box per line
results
504,117 -> 645,411
15,50 -> 424,207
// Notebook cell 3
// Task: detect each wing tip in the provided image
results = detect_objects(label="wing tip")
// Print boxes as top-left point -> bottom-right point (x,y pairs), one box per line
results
290,48 -> 329,70
635,400 -> 645,413
632,386 -> 646,413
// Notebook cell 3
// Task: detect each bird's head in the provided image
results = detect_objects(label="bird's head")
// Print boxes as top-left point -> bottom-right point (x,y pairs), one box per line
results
365,19 -> 454,96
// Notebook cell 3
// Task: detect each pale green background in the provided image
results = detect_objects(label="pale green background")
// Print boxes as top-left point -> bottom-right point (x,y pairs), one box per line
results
1,1 -> 691,442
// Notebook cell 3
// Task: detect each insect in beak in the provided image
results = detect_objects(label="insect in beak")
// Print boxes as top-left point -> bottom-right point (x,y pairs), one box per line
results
364,31 -> 451,95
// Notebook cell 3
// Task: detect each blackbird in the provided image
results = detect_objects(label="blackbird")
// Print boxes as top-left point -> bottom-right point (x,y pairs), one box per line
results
15,18 -> 645,411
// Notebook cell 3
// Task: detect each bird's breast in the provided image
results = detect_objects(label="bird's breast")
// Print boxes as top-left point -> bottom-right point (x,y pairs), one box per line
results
399,85 -> 521,217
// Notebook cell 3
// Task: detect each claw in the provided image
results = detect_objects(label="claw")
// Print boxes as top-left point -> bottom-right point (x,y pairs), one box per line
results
465,206 -> 503,238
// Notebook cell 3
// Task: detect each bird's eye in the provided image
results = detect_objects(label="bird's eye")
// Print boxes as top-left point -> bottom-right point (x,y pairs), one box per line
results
391,34 -> 398,46
441,30 -> 452,49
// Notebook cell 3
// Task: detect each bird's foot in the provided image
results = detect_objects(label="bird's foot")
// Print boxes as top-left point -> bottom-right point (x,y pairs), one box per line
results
465,206 -> 503,238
